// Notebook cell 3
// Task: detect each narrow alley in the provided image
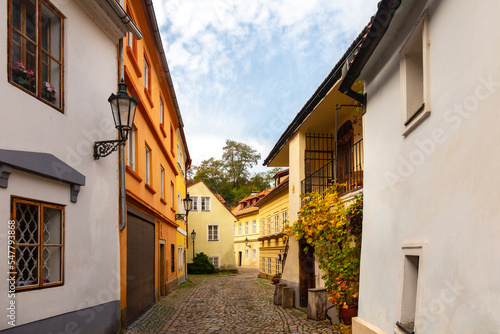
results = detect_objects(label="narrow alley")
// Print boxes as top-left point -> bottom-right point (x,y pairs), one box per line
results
125,268 -> 339,334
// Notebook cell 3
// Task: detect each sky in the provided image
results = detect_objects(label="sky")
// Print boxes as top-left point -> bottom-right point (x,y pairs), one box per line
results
154,0 -> 380,172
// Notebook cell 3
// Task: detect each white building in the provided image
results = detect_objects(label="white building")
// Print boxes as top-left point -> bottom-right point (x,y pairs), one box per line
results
0,0 -> 138,332
340,0 -> 500,333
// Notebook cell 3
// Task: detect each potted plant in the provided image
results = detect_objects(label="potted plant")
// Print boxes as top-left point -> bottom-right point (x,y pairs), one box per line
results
11,61 -> 35,91
42,81 -> 57,103
272,273 -> 281,284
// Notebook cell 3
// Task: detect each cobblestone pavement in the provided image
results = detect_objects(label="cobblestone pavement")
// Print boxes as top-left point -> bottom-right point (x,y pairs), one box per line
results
126,267 -> 340,334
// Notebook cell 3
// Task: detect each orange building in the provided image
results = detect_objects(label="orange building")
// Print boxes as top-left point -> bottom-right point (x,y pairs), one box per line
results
119,0 -> 190,327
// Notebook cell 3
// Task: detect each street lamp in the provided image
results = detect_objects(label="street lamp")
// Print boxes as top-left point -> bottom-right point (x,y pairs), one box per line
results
176,193 -> 193,221
93,79 -> 137,231
245,237 -> 250,247
191,229 -> 196,259
94,79 -> 137,159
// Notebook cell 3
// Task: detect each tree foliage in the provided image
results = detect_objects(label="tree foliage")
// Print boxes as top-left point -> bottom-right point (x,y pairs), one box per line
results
189,140 -> 282,207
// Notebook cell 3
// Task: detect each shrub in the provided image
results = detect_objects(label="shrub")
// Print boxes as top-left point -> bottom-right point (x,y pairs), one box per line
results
187,252 -> 216,274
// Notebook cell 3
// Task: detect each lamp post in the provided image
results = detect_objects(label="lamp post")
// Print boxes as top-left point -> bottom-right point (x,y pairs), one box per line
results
191,229 -> 196,260
93,79 -> 137,231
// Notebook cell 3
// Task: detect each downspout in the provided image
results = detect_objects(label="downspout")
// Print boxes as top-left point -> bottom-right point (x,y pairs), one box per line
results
339,0 -> 401,104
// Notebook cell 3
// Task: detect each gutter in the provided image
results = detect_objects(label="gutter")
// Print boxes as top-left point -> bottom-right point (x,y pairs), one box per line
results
104,0 -> 142,40
338,0 -> 402,104
144,0 -> 184,128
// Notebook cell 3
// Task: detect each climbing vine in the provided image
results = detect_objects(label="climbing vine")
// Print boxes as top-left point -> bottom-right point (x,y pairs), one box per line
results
289,185 -> 363,310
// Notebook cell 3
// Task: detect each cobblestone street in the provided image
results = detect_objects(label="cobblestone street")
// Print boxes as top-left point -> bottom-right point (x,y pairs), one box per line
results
125,267 -> 340,334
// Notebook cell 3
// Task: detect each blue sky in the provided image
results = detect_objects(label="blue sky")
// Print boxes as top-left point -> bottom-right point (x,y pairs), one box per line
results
155,0 -> 380,172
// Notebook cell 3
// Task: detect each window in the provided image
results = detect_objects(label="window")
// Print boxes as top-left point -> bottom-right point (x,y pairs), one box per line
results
12,197 -> 64,290
127,126 -> 136,170
267,216 -> 271,235
282,210 -> 287,230
262,257 -> 265,273
144,57 -> 150,91
238,223 -> 242,236
252,220 -> 256,234
245,221 -> 249,235
401,11 -> 430,135
177,193 -> 183,214
208,255 -> 220,270
9,0 -> 64,109
274,213 -> 279,234
261,219 -> 265,236
252,249 -> 256,260
245,249 -> 249,260
145,144 -> 151,185
178,246 -> 183,270
159,98 -> 164,125
171,244 -> 175,273
268,258 -> 271,274
275,258 -> 280,274
191,196 -> 198,211
160,166 -> 165,199
208,225 -> 219,241
170,182 -> 174,208
201,197 -> 210,211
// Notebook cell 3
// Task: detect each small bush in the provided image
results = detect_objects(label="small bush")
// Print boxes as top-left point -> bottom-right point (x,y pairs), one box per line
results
187,252 -> 215,274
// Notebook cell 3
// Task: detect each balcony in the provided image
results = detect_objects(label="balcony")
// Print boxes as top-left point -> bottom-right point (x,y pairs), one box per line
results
301,139 -> 363,196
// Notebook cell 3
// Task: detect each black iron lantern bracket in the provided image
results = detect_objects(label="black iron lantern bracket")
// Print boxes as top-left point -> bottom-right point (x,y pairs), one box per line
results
94,138 -> 125,160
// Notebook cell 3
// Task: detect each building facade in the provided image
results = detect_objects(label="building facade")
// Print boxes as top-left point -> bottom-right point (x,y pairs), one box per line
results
187,181 -> 237,271
121,0 -> 188,326
232,189 -> 270,268
0,0 -> 138,332
341,0 -> 500,333
257,170 -> 289,279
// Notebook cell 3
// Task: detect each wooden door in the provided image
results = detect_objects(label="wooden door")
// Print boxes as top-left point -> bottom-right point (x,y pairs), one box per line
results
299,239 -> 315,308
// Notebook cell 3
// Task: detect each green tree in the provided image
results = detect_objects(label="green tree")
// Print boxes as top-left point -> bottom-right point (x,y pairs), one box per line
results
222,140 -> 261,188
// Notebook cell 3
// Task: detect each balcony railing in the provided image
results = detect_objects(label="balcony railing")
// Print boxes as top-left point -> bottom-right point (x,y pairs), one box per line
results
301,139 -> 363,196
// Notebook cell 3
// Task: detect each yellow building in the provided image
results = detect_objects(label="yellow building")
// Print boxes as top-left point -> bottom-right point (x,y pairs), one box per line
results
187,181 -> 237,270
175,128 -> 190,284
257,169 -> 289,279
232,190 -> 271,267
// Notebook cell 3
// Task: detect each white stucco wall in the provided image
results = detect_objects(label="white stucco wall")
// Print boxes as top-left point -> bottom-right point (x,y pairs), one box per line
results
0,0 -> 121,329
358,0 -> 500,332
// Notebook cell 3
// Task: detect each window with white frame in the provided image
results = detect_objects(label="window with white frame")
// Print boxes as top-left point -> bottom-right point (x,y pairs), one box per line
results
268,258 -> 271,274
13,197 -> 64,290
178,246 -> 183,270
282,210 -> 287,229
191,196 -> 198,211
208,255 -> 220,269
144,57 -> 150,91
145,144 -> 151,185
245,249 -> 249,260
178,193 -> 183,214
160,98 -> 164,125
208,225 -> 219,241
267,216 -> 271,235
238,223 -> 242,236
274,213 -> 279,234
262,257 -> 265,272
401,11 -> 430,134
245,221 -> 249,235
160,166 -> 165,199
127,126 -> 136,170
275,258 -> 279,274
252,220 -> 256,234
201,196 -> 210,211
170,182 -> 174,208
8,0 -> 64,109
252,249 -> 256,260
261,219 -> 265,236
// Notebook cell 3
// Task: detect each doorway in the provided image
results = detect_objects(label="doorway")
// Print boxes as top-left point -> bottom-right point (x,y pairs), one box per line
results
239,251 -> 242,266
159,242 -> 166,296
299,239 -> 315,308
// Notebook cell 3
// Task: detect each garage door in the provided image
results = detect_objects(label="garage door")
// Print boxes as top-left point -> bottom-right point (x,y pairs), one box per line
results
127,213 -> 155,323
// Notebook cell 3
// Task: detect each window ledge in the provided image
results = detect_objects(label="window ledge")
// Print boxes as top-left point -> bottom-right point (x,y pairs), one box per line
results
403,108 -> 430,137
126,46 -> 142,78
208,239 -> 219,242
170,206 -> 176,213
160,198 -> 167,205
145,183 -> 156,194
126,166 -> 142,183
144,88 -> 154,108
160,124 -> 167,138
